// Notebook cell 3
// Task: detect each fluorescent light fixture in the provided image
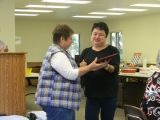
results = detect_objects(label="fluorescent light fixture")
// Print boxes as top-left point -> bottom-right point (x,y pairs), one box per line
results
108,8 -> 147,12
73,15 -> 106,18
131,4 -> 160,7
15,9 -> 53,13
88,12 -> 125,15
25,5 -> 70,9
41,0 -> 91,4
15,13 -> 39,16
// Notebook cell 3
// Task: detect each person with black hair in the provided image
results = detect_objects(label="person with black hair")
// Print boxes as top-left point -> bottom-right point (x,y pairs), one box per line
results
79,22 -> 120,120
35,24 -> 108,120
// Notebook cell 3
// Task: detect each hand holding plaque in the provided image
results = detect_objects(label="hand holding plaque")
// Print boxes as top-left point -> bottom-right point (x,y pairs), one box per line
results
97,53 -> 117,63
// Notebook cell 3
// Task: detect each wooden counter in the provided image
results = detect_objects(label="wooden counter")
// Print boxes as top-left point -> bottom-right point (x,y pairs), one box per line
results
0,52 -> 26,115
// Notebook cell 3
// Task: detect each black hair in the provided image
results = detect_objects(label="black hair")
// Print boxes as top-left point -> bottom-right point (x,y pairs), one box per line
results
91,22 -> 109,37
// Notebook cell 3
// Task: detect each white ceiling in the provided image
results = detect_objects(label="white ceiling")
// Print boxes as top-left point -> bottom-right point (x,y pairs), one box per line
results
15,0 -> 160,21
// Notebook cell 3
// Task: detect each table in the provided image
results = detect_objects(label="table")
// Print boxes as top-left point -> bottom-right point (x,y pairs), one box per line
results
118,72 -> 151,107
26,73 -> 39,86
119,72 -> 151,79
25,73 -> 39,96
25,72 -> 151,106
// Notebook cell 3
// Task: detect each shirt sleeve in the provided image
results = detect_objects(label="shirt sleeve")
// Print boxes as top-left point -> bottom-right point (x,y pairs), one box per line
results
50,52 -> 79,80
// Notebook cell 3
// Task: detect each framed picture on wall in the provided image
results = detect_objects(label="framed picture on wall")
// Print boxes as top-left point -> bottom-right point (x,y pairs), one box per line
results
68,33 -> 80,58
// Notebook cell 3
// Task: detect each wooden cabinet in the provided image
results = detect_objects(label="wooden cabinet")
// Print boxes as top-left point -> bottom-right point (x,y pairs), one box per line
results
0,52 -> 26,115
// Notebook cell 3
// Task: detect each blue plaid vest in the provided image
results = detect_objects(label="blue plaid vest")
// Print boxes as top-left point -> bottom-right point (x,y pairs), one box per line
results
35,44 -> 81,110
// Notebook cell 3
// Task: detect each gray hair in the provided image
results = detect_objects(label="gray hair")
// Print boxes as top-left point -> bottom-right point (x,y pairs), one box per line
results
0,40 -> 8,52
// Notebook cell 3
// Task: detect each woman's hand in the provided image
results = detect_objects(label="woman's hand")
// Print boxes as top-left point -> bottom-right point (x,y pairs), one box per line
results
88,58 -> 108,71
80,60 -> 87,67
78,58 -> 109,77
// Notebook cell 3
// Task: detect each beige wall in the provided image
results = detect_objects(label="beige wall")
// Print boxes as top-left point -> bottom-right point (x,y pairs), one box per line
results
16,12 -> 160,63
15,19 -> 94,62
107,13 -> 160,64
0,0 -> 15,51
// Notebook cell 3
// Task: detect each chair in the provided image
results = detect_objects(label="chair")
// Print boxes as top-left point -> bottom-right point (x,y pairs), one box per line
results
126,114 -> 143,120
124,104 -> 148,120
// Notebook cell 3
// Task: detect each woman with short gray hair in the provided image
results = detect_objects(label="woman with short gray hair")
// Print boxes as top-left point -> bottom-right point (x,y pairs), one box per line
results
0,40 -> 8,52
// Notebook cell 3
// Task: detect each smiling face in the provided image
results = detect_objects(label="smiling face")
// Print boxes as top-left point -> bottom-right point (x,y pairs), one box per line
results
91,28 -> 107,47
